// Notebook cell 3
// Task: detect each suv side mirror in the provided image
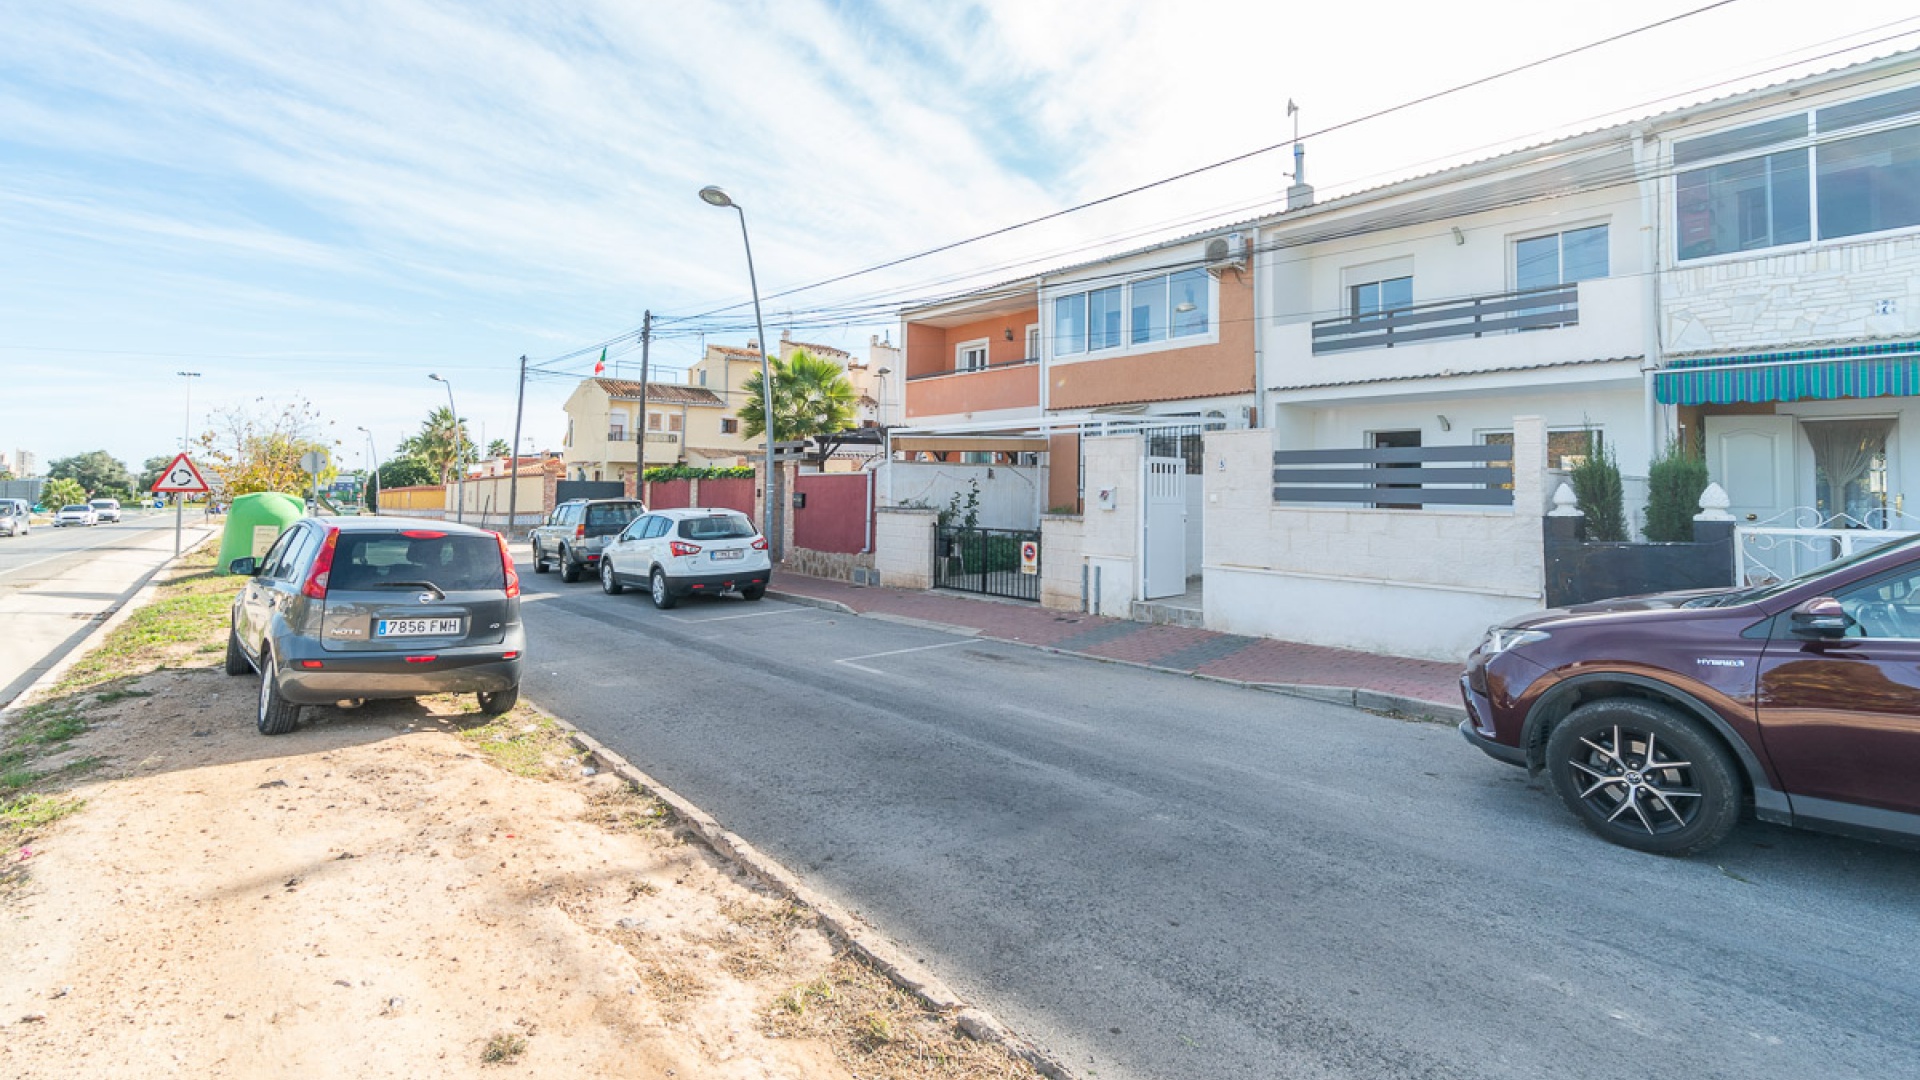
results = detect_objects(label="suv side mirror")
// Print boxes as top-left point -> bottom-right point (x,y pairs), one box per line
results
228,557 -> 257,577
1790,597 -> 1854,639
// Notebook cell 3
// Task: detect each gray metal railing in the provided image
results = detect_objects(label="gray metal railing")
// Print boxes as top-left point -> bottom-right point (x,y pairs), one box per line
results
1312,283 -> 1578,355
1273,444 -> 1515,507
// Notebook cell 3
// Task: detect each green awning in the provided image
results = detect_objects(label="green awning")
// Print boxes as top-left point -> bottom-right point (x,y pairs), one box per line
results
1655,342 -> 1920,406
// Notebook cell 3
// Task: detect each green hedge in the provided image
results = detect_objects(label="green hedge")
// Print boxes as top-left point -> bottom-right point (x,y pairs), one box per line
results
642,465 -> 754,482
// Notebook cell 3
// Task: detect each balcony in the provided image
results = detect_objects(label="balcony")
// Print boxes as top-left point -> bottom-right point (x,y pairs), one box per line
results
904,358 -> 1041,420
607,430 -> 631,442
1312,283 -> 1578,356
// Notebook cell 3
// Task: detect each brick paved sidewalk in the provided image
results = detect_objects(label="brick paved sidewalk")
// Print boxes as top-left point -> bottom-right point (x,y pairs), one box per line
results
766,573 -> 1465,719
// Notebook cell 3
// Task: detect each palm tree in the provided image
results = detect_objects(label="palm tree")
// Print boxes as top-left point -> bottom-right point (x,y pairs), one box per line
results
487,438 -> 510,459
402,406 -> 473,484
739,350 -> 858,458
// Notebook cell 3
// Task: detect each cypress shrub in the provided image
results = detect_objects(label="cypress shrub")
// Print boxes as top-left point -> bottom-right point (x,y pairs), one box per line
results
1643,437 -> 1709,542
1570,440 -> 1628,541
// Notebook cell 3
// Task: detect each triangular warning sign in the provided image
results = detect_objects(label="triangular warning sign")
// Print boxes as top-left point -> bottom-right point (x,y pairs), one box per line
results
151,452 -> 211,494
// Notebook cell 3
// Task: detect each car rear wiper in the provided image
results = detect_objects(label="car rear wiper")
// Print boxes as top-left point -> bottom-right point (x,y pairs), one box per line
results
372,580 -> 447,599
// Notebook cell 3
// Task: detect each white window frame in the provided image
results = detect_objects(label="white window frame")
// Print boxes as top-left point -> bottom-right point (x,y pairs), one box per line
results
1043,267 -> 1219,365
1025,324 -> 1040,362
1669,86 -> 1920,265
1510,220 -> 1611,291
956,337 -> 991,373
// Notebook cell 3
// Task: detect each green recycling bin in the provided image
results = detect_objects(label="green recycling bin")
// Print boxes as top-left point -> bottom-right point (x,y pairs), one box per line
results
216,492 -> 306,574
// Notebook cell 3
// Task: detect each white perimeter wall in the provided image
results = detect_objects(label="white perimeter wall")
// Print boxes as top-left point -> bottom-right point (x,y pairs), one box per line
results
1202,420 -> 1551,661
880,461 -> 1043,530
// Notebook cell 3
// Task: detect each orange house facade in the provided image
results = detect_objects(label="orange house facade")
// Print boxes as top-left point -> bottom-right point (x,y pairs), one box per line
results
899,229 -> 1259,511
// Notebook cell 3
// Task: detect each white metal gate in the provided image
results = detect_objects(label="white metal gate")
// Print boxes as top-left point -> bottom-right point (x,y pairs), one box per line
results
1143,455 -> 1186,599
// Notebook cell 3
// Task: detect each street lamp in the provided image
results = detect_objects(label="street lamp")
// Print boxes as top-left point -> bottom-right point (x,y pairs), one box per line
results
698,184 -> 779,556
173,371 -> 200,555
428,373 -> 465,524
356,425 -> 381,513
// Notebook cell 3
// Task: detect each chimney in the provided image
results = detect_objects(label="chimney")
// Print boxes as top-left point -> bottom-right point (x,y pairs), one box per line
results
1287,142 -> 1315,210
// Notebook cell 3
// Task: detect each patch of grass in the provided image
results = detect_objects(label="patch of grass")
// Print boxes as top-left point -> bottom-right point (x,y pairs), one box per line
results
585,786 -> 675,834
457,711 -> 583,779
0,793 -> 85,835
715,896 -> 812,980
764,955 -> 1044,1079
479,1032 -> 527,1064
93,688 -> 152,704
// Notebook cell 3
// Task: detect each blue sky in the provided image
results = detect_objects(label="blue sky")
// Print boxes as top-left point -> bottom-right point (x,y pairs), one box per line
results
4,0 -> 1918,477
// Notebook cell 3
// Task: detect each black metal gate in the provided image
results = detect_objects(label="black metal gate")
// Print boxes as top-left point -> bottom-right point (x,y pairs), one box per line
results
933,526 -> 1040,601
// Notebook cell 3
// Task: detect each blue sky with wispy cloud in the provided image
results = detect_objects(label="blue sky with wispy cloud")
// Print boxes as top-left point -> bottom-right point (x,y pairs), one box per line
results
4,0 -> 1916,471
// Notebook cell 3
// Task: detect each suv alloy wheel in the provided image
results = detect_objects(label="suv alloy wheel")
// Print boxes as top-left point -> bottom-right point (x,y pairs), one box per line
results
1544,699 -> 1741,856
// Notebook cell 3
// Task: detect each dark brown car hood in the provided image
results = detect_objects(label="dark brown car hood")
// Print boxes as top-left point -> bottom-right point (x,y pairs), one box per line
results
1502,589 -> 1747,632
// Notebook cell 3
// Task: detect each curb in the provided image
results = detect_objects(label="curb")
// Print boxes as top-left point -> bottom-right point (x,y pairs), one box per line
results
0,527 -> 219,724
547,714 -> 1077,1080
767,587 -> 1464,725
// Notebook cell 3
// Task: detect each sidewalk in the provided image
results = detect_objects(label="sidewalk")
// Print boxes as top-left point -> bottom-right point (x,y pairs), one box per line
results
766,573 -> 1466,721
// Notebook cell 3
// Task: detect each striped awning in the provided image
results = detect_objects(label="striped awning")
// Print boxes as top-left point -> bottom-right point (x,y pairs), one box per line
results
1655,342 -> 1920,406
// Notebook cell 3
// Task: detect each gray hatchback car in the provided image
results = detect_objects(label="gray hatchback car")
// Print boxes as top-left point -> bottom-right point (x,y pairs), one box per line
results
226,517 -> 525,735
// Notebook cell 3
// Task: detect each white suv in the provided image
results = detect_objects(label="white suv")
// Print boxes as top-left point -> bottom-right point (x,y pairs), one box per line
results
597,507 -> 771,608
90,498 -> 122,523
0,500 -> 28,537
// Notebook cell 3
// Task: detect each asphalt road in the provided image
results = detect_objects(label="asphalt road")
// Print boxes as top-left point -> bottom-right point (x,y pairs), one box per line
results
519,564 -> 1920,1080
0,511 -> 217,707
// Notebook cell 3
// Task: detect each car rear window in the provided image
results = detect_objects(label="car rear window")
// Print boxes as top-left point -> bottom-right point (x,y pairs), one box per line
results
677,514 -> 756,541
587,503 -> 643,527
329,532 -> 506,592
63,505 -> 89,513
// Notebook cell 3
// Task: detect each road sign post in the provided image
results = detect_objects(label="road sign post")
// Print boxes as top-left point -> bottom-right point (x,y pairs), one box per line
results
150,452 -> 212,556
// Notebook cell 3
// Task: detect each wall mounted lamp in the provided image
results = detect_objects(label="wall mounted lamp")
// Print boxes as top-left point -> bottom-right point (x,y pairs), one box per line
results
1004,328 -> 1014,341
1437,414 -> 1452,431
1451,226 -> 1466,245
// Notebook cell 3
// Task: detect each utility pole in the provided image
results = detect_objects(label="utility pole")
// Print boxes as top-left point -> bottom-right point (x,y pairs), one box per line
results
635,312 -> 651,498
507,354 -> 527,537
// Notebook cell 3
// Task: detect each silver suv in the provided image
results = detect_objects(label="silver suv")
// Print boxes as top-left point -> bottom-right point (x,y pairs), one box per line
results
0,499 -> 28,537
529,499 -> 645,583
225,517 -> 525,735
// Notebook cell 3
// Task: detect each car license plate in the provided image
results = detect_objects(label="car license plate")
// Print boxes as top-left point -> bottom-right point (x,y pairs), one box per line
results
713,548 -> 744,561
375,618 -> 462,637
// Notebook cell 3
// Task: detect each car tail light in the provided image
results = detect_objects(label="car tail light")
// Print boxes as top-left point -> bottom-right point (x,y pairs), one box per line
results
302,527 -> 340,599
751,537 -> 769,551
402,529 -> 446,539
405,656 -> 434,664
574,524 -> 586,539
670,541 -> 701,557
502,651 -> 519,660
299,660 -> 324,669
494,532 -> 520,598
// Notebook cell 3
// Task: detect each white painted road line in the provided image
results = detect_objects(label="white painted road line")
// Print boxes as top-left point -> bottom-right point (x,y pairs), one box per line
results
0,528 -> 145,579
833,639 -> 970,675
662,607 -> 807,624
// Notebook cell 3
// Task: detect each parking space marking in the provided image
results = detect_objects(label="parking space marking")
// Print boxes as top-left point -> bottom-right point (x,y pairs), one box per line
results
833,639 -> 969,675
661,607 -> 808,624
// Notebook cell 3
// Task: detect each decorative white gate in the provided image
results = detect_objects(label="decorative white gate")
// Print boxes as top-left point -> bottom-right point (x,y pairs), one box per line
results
1733,508 -> 1919,585
1143,455 -> 1187,599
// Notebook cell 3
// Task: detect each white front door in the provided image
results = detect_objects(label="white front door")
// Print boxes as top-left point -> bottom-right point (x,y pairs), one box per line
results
1705,415 -> 1796,525
1143,456 -> 1186,599
1707,414 -> 1798,583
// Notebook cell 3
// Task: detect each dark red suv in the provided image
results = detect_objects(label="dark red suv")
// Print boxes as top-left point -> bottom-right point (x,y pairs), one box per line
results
1462,534 -> 1920,856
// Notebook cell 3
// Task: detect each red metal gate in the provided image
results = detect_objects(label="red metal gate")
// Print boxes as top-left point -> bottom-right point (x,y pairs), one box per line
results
793,473 -> 872,553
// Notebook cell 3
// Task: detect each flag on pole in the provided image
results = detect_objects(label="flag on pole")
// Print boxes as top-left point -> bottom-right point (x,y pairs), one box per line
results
593,347 -> 607,375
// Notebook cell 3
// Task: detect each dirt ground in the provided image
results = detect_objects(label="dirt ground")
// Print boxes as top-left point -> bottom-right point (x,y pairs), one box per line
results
0,550 -> 1042,1079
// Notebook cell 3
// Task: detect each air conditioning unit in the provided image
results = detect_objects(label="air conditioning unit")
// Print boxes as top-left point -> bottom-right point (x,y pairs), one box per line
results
1204,231 -> 1248,270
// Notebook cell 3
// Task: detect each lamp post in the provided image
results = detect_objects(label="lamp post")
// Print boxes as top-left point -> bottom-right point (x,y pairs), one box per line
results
356,425 -> 381,513
698,184 -> 779,557
428,373 -> 465,524
174,371 -> 200,555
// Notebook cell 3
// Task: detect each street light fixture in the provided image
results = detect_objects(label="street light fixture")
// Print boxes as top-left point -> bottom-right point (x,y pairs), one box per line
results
697,184 -> 779,555
428,373 -> 465,524
356,425 -> 381,512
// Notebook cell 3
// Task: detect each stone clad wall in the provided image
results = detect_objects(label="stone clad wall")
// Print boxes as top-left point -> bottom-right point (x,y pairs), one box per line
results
1663,235 -> 1920,354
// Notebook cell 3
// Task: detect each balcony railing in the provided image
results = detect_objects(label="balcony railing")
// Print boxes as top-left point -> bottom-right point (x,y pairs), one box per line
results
607,430 -> 630,441
906,356 -> 1038,381
1311,282 -> 1578,356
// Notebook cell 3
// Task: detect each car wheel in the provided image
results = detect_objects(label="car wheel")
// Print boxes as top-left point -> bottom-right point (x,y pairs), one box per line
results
532,540 -> 549,574
477,684 -> 520,716
740,585 -> 765,601
225,622 -> 253,676
256,648 -> 302,736
1545,699 -> 1741,856
559,546 -> 581,583
649,568 -> 677,610
601,557 -> 624,595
